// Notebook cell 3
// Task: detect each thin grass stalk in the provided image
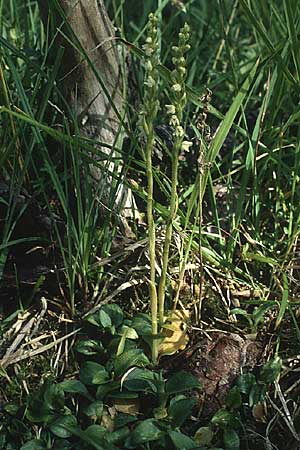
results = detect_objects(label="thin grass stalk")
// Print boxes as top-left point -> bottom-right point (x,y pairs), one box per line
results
173,200 -> 200,312
146,123 -> 159,364
0,59 -> 23,172
157,145 -> 179,326
197,90 -> 212,322
197,138 -> 205,323
173,90 -> 211,316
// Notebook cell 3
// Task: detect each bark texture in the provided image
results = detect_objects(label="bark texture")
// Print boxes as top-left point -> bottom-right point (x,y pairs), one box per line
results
39,0 -> 137,218
40,3 -> 123,190
41,0 -> 122,144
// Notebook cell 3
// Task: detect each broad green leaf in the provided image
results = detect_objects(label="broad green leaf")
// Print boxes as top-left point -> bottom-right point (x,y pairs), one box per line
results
96,381 -> 120,399
168,430 -> 197,450
194,426 -> 213,446
169,397 -> 197,427
114,349 -> 150,376
82,424 -> 105,439
99,309 -> 112,329
249,384 -> 266,408
106,427 -> 130,445
223,428 -> 240,450
26,383 -> 58,423
131,313 -> 152,336
236,373 -> 256,395
0,435 -> 5,449
80,425 -> 107,450
117,326 -> 139,356
168,431 -> 198,450
119,325 -> 139,340
122,368 -> 161,394
3,403 -> 19,415
211,410 -> 239,429
76,339 -> 104,356
113,413 -> 138,429
102,304 -> 124,328
131,313 -> 154,350
86,314 -> 101,327
49,415 -> 78,438
166,371 -> 201,394
59,380 -> 92,400
80,362 -> 109,385
26,404 -> 53,424
226,387 -> 242,410
20,440 -> 46,450
259,357 -> 282,384
44,384 -> 65,411
51,440 -> 72,450
84,401 -> 104,420
125,419 -> 163,448
86,306 -> 122,332
109,391 -> 139,399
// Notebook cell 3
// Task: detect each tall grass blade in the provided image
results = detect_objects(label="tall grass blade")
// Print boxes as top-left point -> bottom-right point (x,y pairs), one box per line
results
202,58 -> 260,200
275,273 -> 289,330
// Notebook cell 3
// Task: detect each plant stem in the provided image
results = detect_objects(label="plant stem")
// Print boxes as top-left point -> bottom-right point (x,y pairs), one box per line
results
157,143 -> 180,327
146,124 -> 159,364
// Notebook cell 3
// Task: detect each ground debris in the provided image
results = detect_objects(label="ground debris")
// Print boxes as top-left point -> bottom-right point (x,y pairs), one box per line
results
162,331 -> 262,416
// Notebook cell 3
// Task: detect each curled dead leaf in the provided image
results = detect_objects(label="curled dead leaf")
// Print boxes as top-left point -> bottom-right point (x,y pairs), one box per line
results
113,398 -> 140,415
158,309 -> 190,357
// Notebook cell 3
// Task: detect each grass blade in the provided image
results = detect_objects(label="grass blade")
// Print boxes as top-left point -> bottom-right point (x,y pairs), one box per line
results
275,273 -> 289,330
